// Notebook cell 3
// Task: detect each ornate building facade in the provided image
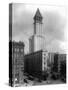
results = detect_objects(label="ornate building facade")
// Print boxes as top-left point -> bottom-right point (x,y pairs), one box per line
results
9,41 -> 24,86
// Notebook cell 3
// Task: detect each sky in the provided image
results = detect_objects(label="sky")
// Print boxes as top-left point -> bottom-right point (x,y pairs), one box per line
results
12,3 -> 67,54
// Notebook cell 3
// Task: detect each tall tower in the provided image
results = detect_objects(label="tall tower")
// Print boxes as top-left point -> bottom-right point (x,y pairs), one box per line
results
33,8 -> 43,35
29,8 -> 45,53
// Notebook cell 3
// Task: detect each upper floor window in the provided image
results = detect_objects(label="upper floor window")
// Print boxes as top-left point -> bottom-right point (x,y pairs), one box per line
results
21,49 -> 23,52
44,57 -> 46,60
14,48 -> 17,52
17,48 -> 19,52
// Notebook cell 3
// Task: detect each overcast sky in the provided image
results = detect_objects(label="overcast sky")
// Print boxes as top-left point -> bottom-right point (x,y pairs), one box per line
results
12,3 -> 67,54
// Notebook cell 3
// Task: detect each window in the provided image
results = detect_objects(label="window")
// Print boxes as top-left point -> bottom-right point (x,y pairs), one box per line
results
17,48 -> 19,52
44,57 -> 46,60
14,53 -> 16,58
17,54 -> 19,58
21,49 -> 23,52
44,54 -> 46,56
44,67 -> 46,71
15,48 -> 17,52
44,62 -> 46,65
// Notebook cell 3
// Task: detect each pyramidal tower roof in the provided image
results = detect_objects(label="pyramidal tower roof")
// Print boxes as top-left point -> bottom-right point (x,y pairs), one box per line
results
34,8 -> 43,19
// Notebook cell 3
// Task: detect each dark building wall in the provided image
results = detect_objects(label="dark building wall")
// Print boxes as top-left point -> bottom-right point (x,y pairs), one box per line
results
53,54 -> 58,72
9,3 -> 13,86
9,41 -> 13,86
58,54 -> 66,82
48,53 -> 60,73
24,50 -> 42,77
24,50 -> 49,78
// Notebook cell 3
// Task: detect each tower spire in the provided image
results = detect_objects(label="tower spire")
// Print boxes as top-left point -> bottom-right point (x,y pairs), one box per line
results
34,8 -> 43,23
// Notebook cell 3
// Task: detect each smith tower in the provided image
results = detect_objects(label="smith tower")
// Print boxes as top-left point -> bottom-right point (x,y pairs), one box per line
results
29,8 -> 45,53
33,8 -> 43,35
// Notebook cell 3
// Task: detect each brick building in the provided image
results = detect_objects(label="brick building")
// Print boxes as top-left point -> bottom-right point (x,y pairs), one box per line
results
9,41 -> 24,86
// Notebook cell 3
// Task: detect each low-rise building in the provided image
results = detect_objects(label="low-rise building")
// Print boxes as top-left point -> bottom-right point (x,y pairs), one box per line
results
48,52 -> 66,81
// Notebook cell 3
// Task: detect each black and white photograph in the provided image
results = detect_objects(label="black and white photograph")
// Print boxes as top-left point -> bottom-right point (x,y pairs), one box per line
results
9,3 -> 67,87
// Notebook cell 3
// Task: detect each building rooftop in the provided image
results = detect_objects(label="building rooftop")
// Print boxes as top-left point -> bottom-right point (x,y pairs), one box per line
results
9,40 -> 25,47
